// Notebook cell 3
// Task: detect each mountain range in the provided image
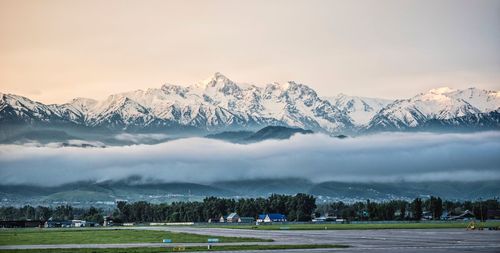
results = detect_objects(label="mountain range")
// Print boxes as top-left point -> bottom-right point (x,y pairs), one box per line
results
2,178 -> 498,207
1,73 -> 499,143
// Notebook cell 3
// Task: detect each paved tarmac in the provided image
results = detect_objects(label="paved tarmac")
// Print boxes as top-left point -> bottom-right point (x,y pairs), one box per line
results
1,227 -> 499,252
134,226 -> 500,252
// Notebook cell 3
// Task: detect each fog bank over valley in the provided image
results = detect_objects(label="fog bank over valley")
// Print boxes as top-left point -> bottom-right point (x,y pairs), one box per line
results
0,132 -> 499,186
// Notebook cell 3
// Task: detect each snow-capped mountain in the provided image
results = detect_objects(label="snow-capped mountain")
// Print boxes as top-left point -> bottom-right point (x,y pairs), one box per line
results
1,73 -> 499,137
0,73 -> 353,134
325,94 -> 393,126
0,93 -> 67,123
367,87 -> 500,130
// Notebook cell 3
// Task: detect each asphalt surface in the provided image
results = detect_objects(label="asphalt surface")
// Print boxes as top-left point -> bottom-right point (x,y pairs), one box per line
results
1,227 -> 499,252
132,226 -> 500,252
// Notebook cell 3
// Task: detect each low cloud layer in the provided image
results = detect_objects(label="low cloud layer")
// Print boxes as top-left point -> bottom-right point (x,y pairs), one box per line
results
1,132 -> 499,186
114,133 -> 170,143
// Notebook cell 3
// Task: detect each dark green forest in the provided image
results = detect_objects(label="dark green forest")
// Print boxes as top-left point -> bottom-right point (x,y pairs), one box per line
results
0,194 -> 498,223
0,194 -> 316,223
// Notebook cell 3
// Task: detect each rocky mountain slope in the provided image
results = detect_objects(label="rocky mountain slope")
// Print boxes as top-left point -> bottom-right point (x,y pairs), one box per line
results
366,87 -> 500,131
1,73 -> 498,141
325,94 -> 393,126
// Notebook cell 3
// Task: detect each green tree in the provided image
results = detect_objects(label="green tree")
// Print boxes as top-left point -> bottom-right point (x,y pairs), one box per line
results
429,196 -> 443,220
411,198 -> 423,221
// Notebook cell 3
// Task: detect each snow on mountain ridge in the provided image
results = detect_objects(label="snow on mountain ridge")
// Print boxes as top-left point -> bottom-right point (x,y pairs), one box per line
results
447,87 -> 500,112
1,74 -> 498,133
429,87 -> 457,94
43,73 -> 349,132
326,94 -> 393,126
0,92 -> 64,122
367,86 -> 499,130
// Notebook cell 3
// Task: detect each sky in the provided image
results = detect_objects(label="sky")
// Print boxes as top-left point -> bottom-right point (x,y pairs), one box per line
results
0,0 -> 499,104
1,132 -> 499,186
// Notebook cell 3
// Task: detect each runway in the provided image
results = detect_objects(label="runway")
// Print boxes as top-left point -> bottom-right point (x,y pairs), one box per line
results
1,227 -> 499,252
132,226 -> 500,252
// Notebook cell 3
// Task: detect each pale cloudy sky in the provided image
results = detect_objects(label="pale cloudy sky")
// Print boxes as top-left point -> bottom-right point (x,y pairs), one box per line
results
0,0 -> 499,104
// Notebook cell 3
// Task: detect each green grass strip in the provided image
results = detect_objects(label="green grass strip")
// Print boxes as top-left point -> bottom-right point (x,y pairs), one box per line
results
0,229 -> 270,245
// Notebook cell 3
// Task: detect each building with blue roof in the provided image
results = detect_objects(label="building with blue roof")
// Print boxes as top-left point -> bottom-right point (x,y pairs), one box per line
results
257,213 -> 287,223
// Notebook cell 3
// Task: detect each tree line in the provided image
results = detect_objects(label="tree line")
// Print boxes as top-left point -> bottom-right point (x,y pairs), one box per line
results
316,197 -> 498,221
0,205 -> 103,223
0,195 -> 497,223
114,193 -> 316,222
0,193 -> 316,223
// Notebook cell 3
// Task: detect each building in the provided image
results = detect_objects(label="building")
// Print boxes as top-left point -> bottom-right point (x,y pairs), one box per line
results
207,216 -> 226,223
257,214 -> 266,223
238,217 -> 255,223
103,216 -> 123,226
312,214 -> 337,222
44,220 -> 72,228
103,216 -> 113,226
258,213 -> 287,223
72,220 -> 86,227
226,213 -> 240,223
264,213 -> 287,222
72,220 -> 98,227
312,216 -> 327,222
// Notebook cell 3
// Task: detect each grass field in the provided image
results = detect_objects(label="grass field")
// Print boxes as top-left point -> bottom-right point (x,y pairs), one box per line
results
0,228 -> 270,245
0,244 -> 349,253
207,221 -> 500,230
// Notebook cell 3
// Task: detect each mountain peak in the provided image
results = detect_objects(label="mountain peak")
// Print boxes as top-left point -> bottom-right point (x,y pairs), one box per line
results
335,93 -> 348,98
213,71 -> 226,79
193,72 -> 243,97
68,97 -> 97,104
160,83 -> 178,89
270,81 -> 291,90
197,72 -> 233,88
428,87 -> 456,95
